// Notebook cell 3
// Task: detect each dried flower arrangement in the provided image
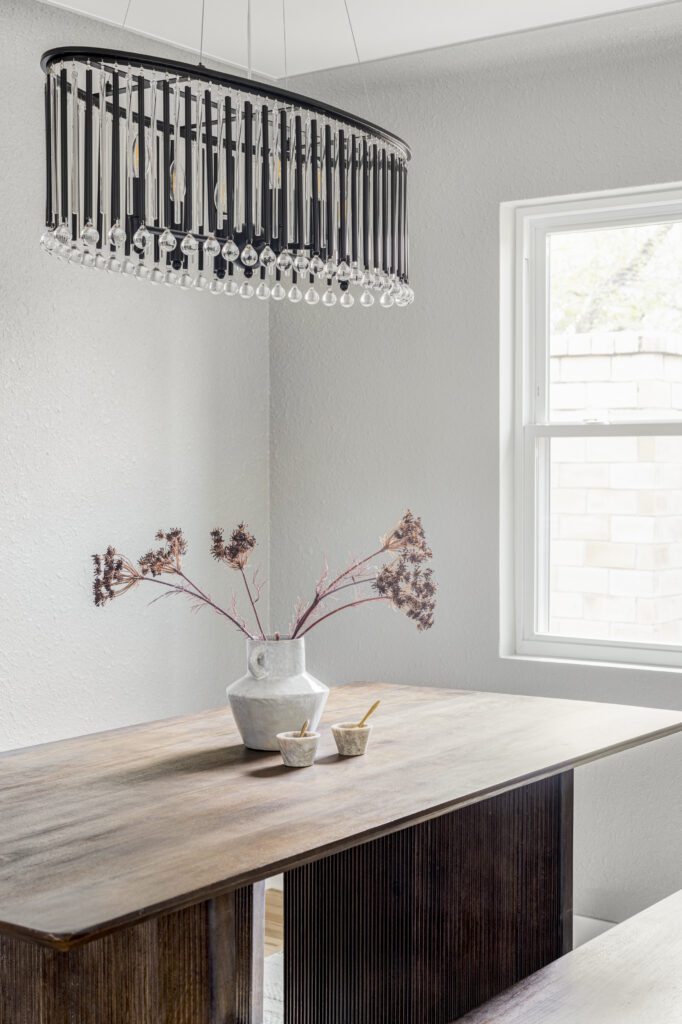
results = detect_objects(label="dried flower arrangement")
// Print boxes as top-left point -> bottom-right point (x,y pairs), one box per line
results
93,510 -> 436,639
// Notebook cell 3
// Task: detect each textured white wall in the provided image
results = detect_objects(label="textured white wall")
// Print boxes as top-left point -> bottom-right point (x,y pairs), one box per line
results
269,6 -> 682,922
0,0 -> 270,750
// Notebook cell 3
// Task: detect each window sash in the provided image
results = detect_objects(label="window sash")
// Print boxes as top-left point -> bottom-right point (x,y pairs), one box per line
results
503,182 -> 682,670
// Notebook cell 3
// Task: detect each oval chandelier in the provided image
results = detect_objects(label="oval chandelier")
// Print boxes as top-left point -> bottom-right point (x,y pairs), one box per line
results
39,37 -> 413,310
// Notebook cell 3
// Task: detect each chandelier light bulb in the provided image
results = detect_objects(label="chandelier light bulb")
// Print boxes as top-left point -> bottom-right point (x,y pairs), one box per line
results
271,282 -> 286,301
360,289 -> 375,307
224,278 -> 239,296
194,274 -> 209,291
340,291 -> 355,308
163,268 -> 178,286
322,287 -> 337,307
240,281 -> 255,299
288,284 -> 302,303
379,291 -> 394,308
209,278 -> 223,295
304,286 -> 320,305
256,281 -> 270,300
149,266 -> 164,285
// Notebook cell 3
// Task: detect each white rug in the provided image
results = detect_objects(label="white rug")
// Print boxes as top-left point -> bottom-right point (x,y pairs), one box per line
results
264,951 -> 284,1024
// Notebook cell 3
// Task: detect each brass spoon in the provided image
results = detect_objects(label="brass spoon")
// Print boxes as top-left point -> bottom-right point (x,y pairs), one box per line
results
355,700 -> 380,728
299,720 -> 310,738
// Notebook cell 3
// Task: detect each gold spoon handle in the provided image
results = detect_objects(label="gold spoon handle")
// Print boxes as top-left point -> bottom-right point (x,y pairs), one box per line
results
356,700 -> 380,728
299,720 -> 310,738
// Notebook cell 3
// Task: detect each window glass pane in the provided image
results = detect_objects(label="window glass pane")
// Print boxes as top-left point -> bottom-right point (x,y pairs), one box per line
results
548,222 -> 682,423
546,435 -> 682,645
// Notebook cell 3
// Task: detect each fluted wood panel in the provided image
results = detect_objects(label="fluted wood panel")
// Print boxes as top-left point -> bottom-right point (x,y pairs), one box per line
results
0,888 -> 257,1024
284,773 -> 573,1024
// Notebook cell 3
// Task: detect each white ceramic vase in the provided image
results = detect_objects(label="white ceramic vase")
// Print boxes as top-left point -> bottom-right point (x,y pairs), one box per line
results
227,637 -> 329,751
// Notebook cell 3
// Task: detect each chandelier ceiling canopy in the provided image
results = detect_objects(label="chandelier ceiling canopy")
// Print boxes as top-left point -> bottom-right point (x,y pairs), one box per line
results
40,44 -> 413,309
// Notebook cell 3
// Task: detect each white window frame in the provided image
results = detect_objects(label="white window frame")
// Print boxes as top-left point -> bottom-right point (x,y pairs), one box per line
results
500,182 -> 682,671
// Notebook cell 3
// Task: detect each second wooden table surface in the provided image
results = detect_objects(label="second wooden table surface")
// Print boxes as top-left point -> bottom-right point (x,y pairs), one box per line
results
1,682 -> 681,948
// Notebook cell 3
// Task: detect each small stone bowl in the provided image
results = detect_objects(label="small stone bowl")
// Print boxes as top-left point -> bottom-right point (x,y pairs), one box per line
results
332,722 -> 372,757
276,730 -> 320,768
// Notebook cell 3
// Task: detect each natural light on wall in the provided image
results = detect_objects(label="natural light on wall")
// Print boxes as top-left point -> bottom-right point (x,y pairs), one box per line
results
505,185 -> 682,668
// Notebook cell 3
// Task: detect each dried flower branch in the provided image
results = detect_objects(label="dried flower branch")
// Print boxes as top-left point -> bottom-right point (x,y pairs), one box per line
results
93,511 -> 436,642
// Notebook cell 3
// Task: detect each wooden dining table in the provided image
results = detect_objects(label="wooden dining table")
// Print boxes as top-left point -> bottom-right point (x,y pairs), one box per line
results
1,682 -> 681,1024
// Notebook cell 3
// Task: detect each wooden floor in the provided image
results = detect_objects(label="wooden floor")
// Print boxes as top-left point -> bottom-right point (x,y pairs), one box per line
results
265,888 -> 283,957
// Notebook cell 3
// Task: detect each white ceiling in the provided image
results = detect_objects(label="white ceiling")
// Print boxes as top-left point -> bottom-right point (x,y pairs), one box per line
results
37,0 -> 677,79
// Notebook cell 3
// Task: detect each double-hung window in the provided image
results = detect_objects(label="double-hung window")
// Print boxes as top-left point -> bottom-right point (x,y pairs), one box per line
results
502,183 -> 682,668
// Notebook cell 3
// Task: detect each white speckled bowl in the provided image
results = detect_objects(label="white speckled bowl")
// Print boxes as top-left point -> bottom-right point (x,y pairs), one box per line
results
276,731 -> 320,768
332,722 -> 372,757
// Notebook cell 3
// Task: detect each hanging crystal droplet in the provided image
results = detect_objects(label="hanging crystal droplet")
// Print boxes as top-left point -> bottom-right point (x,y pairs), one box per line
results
80,220 -> 100,248
294,251 -> 310,274
380,291 -> 394,308
288,284 -> 302,303
180,232 -> 198,256
178,271 -> 194,289
69,248 -> 84,266
135,264 -> 150,281
304,286 -> 320,305
336,260 -> 351,282
324,258 -> 337,279
225,278 -> 239,296
340,291 -> 355,308
322,288 -> 337,307
133,224 -> 151,250
55,221 -> 72,245
209,279 -> 223,295
149,267 -> 164,285
350,262 -> 363,285
259,245 -> 276,268
164,268 -> 178,286
360,289 -> 375,307
194,274 -> 209,291
404,285 -> 415,305
362,270 -> 376,288
82,252 -> 96,270
222,239 -> 239,262
271,282 -> 286,301
121,258 -> 137,276
240,282 -> 255,299
159,229 -> 177,253
310,254 -> 325,276
106,256 -> 122,274
203,235 -> 221,258
276,249 -> 293,272
241,244 -> 258,267
108,221 -> 127,248
56,243 -> 71,261
95,253 -> 108,271
256,281 -> 270,300
40,229 -> 57,252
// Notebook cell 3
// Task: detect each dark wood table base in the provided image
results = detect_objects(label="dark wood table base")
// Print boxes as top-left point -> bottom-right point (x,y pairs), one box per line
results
0,884 -> 264,1024
285,772 -> 573,1024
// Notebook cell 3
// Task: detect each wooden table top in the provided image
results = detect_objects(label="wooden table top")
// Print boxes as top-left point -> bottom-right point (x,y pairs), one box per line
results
1,682 -> 681,950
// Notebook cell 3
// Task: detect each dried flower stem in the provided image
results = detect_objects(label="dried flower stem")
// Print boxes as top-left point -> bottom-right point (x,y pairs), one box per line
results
298,596 -> 388,637
291,549 -> 385,638
240,567 -> 266,640
139,576 -> 256,637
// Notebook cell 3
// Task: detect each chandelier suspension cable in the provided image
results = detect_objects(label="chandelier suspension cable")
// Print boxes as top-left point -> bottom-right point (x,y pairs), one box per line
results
246,0 -> 253,80
282,0 -> 288,89
199,0 -> 206,66
342,0 -> 374,121
121,0 -> 133,31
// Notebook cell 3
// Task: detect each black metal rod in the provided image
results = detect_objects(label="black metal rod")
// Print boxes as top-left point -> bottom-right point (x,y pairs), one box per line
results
261,104 -> 270,243
397,160 -> 403,279
280,108 -> 288,248
162,77 -> 170,227
225,95 -> 233,239
338,129 -> 346,261
381,150 -> 388,273
325,124 -> 333,259
404,166 -> 409,281
390,153 -> 396,275
244,100 -> 253,241
311,119 -> 319,254
83,68 -> 93,222
295,115 -> 303,251
111,71 -> 120,223
204,88 -> 216,234
41,46 -> 412,161
138,74 -> 146,223
59,67 -> 68,222
372,143 -> 379,271
350,135 -> 358,264
44,78 -> 52,226
362,138 -> 369,270
184,85 -> 192,232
